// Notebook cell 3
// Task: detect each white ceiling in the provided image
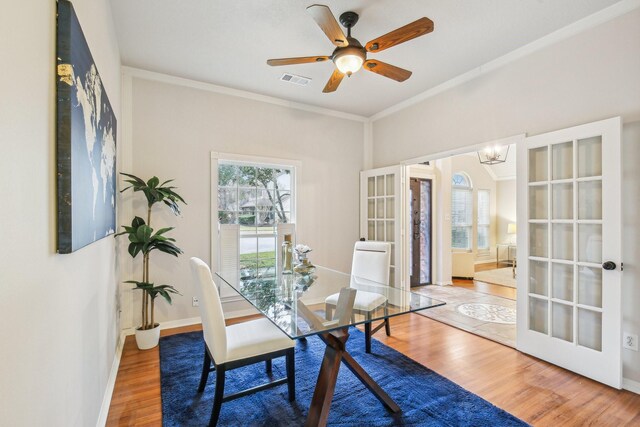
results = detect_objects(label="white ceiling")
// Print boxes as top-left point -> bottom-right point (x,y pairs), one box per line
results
110,0 -> 622,117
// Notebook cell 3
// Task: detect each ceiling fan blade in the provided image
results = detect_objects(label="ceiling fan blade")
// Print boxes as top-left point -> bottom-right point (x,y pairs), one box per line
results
307,4 -> 348,47
267,56 -> 330,66
322,69 -> 345,93
365,17 -> 434,53
364,60 -> 412,82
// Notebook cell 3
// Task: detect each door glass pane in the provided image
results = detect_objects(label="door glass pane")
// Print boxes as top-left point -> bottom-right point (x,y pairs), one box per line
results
578,309 -> 602,351
368,177 -> 375,197
368,199 -> 375,218
552,141 -> 573,180
386,221 -> 395,242
578,181 -> 602,220
552,263 -> 573,302
529,260 -> 548,296
578,224 -> 602,264
577,136 -> 602,178
376,199 -> 385,219
530,223 -> 548,258
529,146 -> 548,182
552,302 -> 573,342
376,221 -> 384,241
578,266 -> 602,308
368,221 -> 375,240
552,183 -> 573,219
386,174 -> 395,196
376,176 -> 385,196
529,298 -> 548,334
552,224 -> 573,260
529,185 -> 548,219
386,197 -> 394,218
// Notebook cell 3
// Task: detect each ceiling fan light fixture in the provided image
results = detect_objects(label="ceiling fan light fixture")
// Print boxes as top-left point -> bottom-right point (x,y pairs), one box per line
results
333,47 -> 365,76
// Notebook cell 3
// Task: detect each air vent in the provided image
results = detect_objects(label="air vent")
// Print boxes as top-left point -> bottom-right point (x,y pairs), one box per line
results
280,73 -> 312,86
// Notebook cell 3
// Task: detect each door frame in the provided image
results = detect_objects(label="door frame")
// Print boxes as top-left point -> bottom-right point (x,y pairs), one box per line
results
400,134 -> 526,288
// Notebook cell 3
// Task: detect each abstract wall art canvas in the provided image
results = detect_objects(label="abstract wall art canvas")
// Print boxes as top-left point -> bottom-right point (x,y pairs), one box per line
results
56,0 -> 117,253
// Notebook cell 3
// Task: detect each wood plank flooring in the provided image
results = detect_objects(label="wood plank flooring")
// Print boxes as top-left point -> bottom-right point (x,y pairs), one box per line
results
106,314 -> 640,426
452,262 -> 517,299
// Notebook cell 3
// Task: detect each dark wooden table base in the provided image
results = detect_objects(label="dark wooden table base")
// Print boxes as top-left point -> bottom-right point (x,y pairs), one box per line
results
304,328 -> 401,427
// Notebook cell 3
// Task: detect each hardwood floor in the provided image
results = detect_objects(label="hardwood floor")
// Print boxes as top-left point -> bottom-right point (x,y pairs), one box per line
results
107,315 -> 640,426
452,262 -> 517,299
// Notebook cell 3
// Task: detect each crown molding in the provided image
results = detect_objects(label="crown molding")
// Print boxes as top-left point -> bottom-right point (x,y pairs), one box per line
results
122,66 -> 369,123
370,0 -> 640,122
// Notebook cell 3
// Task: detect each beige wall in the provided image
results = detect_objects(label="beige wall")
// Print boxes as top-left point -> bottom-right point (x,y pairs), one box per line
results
370,9 -> 640,384
124,76 -> 364,325
0,0 -> 121,425
496,179 -> 517,245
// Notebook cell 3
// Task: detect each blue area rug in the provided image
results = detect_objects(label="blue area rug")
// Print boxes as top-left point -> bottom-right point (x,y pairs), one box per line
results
160,328 -> 528,426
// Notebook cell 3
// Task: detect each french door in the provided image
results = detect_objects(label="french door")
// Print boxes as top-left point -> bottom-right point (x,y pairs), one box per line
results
516,117 -> 622,388
360,166 -> 405,289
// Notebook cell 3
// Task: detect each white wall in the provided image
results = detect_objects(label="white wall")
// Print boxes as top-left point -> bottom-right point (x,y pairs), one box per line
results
370,9 -> 640,384
122,75 -> 364,326
621,121 -> 640,384
0,0 -> 121,425
496,179 -> 517,245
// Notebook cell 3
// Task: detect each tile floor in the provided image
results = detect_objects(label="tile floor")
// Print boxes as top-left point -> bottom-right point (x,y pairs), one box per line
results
413,285 -> 516,347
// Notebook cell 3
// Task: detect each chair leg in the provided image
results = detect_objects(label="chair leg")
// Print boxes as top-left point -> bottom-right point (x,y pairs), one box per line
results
265,359 -> 272,373
209,364 -> 226,427
198,349 -> 212,393
286,348 -> 296,402
364,321 -> 372,354
384,305 -> 391,336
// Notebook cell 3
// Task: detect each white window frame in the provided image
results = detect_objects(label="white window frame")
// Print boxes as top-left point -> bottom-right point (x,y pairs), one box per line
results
451,172 -> 473,251
211,152 -> 301,300
477,189 -> 491,252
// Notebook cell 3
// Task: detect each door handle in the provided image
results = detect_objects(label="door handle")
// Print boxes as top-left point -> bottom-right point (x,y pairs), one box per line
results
602,261 -> 616,270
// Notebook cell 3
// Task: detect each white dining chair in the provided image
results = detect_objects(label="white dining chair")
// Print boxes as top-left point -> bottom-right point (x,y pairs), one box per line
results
190,257 -> 296,426
324,241 -> 392,353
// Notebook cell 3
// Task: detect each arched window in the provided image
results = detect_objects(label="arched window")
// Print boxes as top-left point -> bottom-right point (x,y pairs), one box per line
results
451,172 -> 472,250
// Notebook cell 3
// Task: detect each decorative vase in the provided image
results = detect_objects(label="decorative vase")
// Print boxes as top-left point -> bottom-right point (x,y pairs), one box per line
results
294,253 -> 315,275
134,323 -> 161,350
281,235 -> 293,274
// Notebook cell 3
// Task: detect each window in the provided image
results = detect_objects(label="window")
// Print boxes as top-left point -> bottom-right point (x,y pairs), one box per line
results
477,190 -> 490,250
451,172 -> 472,250
217,161 -> 294,277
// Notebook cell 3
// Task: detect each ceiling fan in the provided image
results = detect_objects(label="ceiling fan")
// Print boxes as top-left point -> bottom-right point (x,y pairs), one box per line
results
267,4 -> 434,93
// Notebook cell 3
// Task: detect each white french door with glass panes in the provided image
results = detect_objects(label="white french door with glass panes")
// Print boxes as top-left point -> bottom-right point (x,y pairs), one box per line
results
360,166 -> 405,289
516,117 -> 622,388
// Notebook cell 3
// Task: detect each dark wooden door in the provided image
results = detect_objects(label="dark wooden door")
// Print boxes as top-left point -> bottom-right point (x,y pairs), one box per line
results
409,178 -> 432,287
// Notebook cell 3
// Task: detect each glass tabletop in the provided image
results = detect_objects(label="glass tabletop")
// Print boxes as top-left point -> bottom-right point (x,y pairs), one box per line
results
215,266 -> 445,339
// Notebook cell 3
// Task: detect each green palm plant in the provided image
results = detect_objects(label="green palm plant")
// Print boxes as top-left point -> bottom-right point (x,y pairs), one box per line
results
115,173 -> 186,331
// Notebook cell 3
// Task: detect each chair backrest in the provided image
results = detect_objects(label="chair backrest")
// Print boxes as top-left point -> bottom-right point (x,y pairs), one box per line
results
190,257 -> 227,363
350,241 -> 391,286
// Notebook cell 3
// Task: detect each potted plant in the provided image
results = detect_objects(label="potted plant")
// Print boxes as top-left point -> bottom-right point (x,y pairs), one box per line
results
115,173 -> 186,350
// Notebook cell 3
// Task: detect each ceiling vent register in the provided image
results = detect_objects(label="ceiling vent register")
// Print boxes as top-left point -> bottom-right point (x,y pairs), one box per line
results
280,73 -> 312,86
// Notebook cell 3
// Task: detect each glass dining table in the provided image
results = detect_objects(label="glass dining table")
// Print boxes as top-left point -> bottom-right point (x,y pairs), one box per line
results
215,266 -> 445,427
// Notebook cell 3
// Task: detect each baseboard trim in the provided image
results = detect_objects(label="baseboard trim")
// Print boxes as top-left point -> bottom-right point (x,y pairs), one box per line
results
96,331 -> 126,427
623,377 -> 640,394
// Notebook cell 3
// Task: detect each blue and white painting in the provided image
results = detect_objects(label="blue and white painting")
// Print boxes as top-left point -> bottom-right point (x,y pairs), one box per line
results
57,0 -> 116,253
